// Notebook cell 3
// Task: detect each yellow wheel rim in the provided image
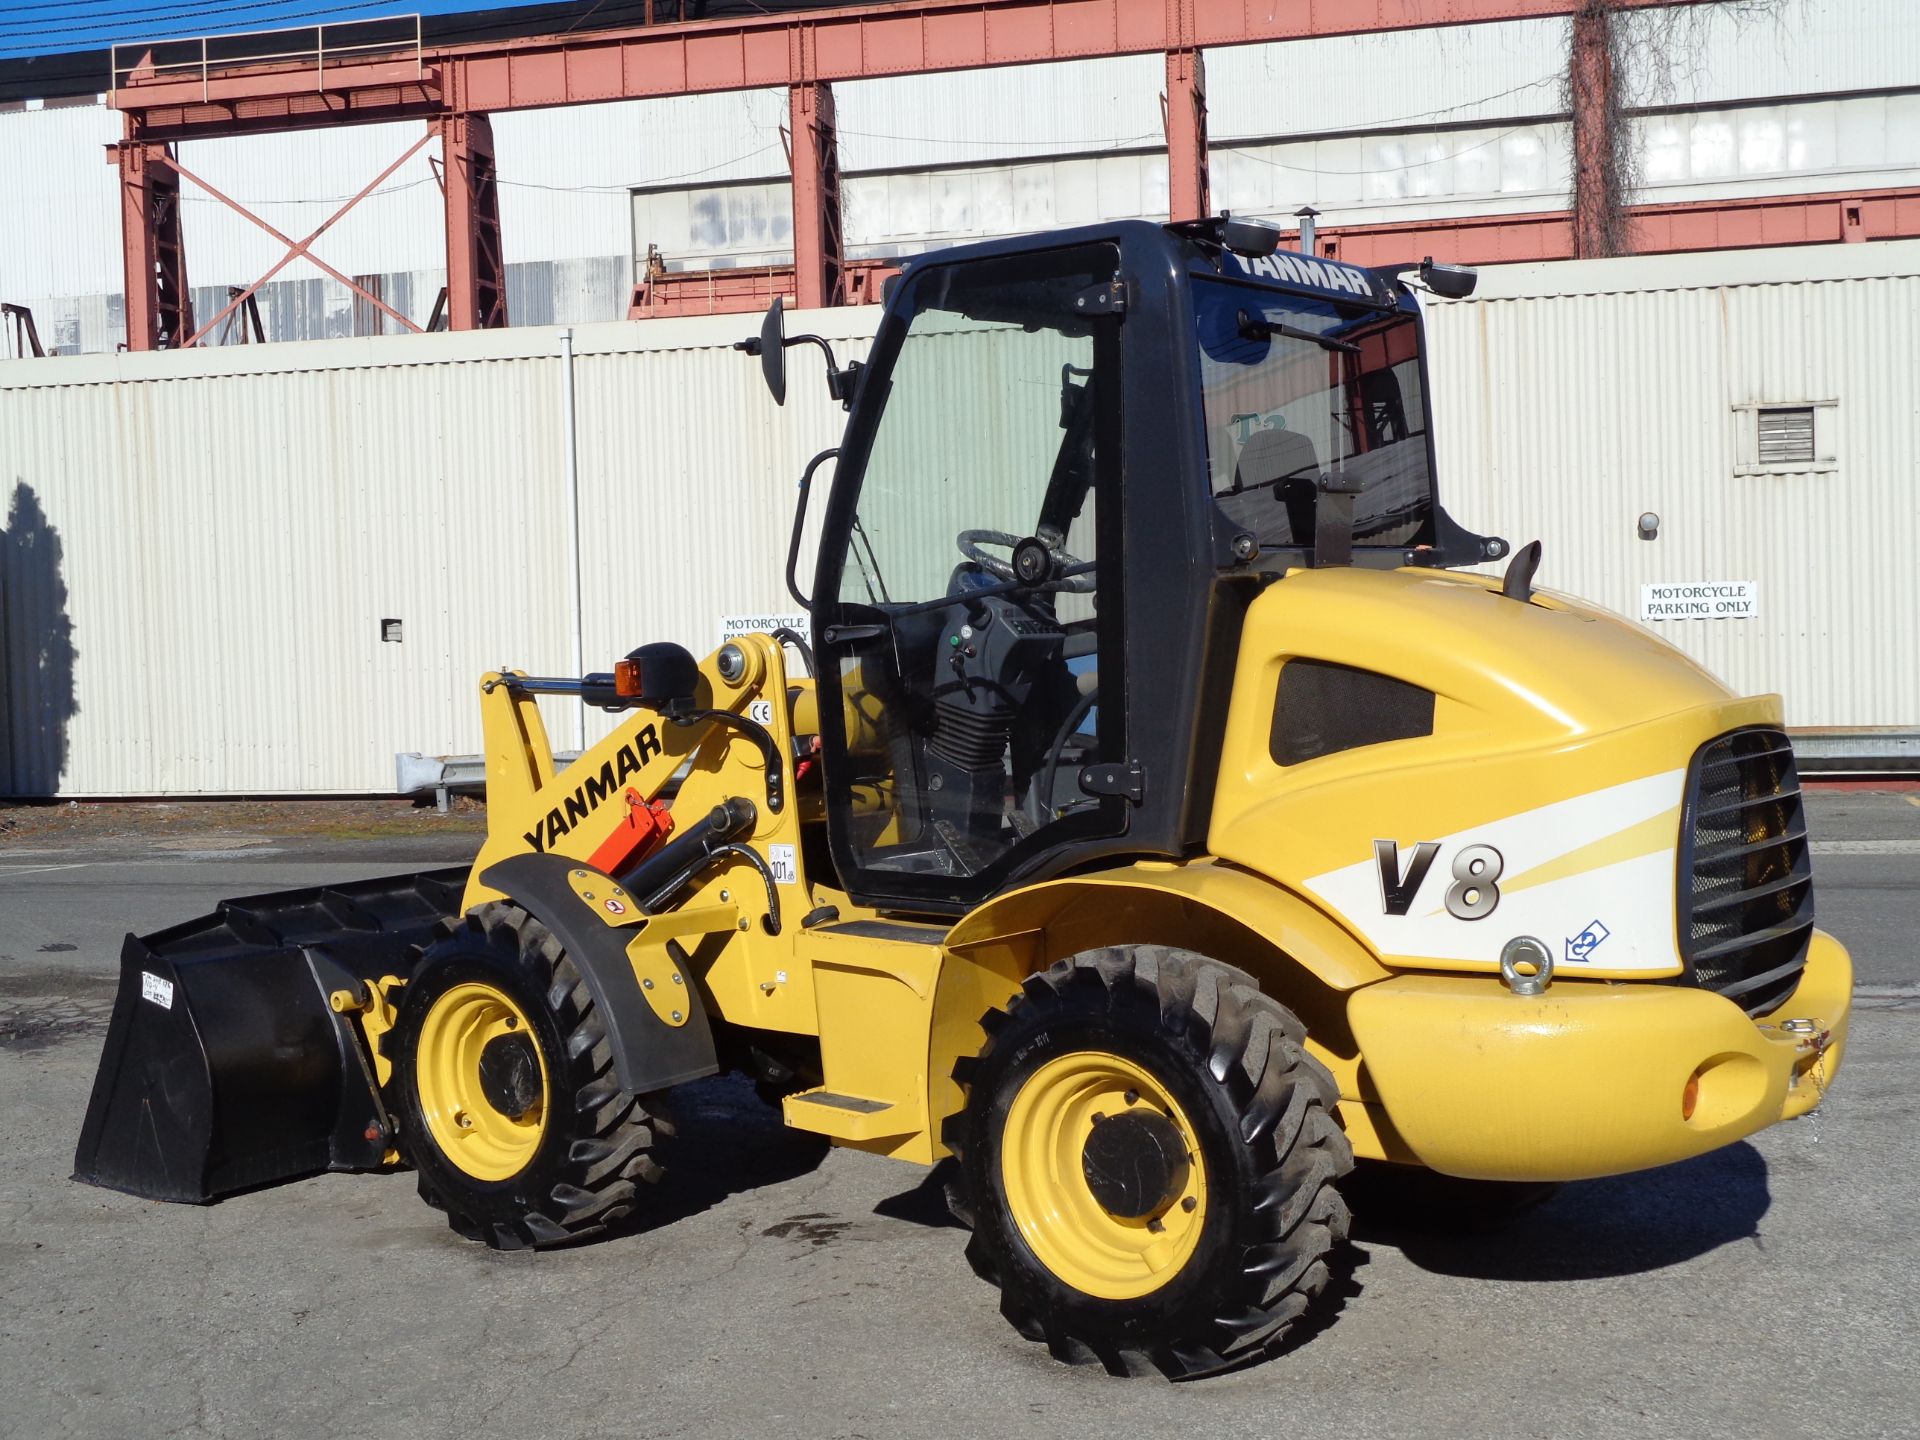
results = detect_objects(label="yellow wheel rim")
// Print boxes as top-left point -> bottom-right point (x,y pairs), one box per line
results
415,982 -> 549,1182
999,1050 -> 1209,1301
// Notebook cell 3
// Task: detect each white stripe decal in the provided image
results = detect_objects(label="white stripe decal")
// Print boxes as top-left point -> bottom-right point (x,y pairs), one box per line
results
1304,769 -> 1687,970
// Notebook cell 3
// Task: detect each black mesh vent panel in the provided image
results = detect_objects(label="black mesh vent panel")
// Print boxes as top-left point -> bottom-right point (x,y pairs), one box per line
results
1270,659 -> 1435,767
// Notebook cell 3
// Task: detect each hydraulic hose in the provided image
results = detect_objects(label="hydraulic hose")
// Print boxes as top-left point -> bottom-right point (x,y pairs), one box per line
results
617,798 -> 756,901
615,798 -> 783,934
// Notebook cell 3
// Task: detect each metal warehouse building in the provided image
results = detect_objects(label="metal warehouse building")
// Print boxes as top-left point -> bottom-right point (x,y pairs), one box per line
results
2,0 -> 1918,795
5,237 -> 1915,795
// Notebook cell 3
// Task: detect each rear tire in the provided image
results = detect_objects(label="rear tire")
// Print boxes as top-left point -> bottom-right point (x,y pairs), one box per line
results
944,946 -> 1353,1379
388,902 -> 662,1249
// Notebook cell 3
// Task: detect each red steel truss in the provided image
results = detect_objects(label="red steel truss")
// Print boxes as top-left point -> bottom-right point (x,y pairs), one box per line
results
103,0 -> 1915,348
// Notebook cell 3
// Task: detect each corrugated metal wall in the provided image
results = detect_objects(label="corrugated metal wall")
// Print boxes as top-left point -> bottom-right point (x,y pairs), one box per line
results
1425,238 -> 1920,729
0,311 -> 876,795
3,238 -> 1916,795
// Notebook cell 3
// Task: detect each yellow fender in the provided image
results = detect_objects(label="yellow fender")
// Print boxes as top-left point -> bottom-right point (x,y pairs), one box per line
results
925,860 -> 1390,1158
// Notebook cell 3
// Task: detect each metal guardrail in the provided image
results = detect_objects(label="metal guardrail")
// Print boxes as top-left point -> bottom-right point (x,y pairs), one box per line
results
396,751 -> 580,812
1790,729 -> 1920,775
111,15 -> 424,104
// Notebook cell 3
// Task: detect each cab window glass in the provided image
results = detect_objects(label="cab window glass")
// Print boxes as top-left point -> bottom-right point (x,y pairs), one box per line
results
828,247 -> 1122,890
1194,278 -> 1434,551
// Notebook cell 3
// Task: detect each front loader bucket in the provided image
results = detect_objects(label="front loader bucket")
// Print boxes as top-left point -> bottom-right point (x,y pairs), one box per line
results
73,867 -> 469,1203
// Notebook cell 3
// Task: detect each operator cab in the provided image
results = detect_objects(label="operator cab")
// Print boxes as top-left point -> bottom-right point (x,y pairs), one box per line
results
791,219 -> 1501,915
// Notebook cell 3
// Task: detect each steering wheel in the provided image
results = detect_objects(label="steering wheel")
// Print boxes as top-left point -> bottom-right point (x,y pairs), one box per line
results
957,529 -> 1097,594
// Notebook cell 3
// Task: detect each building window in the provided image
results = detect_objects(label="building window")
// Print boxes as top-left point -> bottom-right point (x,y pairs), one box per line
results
1732,400 -> 1836,475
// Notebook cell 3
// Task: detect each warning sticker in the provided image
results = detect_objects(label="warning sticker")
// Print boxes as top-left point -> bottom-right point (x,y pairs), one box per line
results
140,971 -> 175,1010
768,844 -> 798,885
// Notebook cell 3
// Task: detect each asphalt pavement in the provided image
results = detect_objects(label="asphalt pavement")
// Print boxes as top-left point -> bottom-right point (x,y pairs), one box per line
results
1,792 -> 1915,1438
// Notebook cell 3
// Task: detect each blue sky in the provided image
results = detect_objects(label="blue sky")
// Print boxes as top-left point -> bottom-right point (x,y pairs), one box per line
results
0,2 -> 550,61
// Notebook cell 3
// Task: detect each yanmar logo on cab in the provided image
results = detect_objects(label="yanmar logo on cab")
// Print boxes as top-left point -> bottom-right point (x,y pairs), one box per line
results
1227,248 -> 1382,302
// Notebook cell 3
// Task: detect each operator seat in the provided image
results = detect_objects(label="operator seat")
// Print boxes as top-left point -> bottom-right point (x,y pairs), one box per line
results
1232,426 -> 1319,494
1219,427 -> 1321,546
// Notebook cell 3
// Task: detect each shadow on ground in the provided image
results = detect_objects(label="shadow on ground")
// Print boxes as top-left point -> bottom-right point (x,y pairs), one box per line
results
598,1073 -> 831,1241
1353,1141 -> 1772,1281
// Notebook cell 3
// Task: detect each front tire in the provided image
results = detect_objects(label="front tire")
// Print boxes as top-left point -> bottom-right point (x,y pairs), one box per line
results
944,947 -> 1353,1378
389,902 -> 663,1249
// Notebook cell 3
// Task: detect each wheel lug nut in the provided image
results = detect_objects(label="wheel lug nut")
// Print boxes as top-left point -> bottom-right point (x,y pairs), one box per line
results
1146,1217 -> 1165,1233
1124,1089 -> 1139,1105
1090,1112 -> 1106,1124
1181,1196 -> 1198,1213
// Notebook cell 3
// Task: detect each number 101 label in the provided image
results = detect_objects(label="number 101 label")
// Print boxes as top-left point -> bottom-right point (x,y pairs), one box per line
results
767,843 -> 798,885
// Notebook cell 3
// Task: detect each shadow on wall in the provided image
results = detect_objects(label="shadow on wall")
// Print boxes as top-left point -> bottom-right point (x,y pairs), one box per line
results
0,482 -> 78,796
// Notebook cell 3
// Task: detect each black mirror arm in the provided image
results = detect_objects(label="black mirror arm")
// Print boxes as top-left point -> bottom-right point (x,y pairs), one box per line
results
784,333 -> 860,406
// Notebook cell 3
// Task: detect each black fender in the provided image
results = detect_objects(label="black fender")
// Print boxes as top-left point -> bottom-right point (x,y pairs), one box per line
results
478,854 -> 720,1095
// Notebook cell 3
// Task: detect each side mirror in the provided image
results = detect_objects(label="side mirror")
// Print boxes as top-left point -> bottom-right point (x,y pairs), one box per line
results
733,297 -> 789,406
758,296 -> 787,406
614,642 -> 701,711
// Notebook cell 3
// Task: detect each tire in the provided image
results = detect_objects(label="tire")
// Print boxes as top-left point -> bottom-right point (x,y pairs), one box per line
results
943,946 -> 1353,1379
388,902 -> 663,1250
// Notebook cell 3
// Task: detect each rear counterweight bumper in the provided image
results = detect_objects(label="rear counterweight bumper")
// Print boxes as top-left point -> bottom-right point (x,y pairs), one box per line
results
1345,930 -> 1851,1182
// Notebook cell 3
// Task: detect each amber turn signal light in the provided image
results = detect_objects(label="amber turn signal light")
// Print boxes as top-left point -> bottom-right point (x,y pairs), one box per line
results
614,658 -> 644,697
1682,1073 -> 1701,1121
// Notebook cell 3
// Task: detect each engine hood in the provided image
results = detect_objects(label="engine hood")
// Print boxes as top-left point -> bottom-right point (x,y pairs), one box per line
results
1205,565 -> 1780,980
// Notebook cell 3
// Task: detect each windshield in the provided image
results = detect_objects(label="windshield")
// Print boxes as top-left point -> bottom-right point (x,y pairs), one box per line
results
1194,277 -> 1435,552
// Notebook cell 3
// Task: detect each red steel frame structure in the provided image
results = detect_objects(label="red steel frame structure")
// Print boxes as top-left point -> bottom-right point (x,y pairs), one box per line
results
105,0 -> 1920,346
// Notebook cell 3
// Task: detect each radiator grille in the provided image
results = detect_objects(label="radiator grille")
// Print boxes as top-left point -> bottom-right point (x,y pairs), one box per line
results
1678,728 -> 1813,1016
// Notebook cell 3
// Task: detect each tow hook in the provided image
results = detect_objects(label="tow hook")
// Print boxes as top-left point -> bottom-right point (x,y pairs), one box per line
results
1778,1017 -> 1832,1090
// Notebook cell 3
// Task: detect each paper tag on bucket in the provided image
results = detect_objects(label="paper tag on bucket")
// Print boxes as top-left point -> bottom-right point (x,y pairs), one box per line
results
140,971 -> 175,1010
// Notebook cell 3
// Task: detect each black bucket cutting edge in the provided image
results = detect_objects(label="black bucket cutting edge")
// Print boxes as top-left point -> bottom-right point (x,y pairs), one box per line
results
72,866 -> 469,1203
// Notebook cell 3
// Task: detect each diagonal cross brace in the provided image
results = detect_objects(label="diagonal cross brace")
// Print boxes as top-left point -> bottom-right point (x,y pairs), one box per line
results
160,131 -> 434,347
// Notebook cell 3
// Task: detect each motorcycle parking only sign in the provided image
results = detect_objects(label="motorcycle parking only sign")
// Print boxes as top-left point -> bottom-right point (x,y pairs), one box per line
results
1639,581 -> 1758,621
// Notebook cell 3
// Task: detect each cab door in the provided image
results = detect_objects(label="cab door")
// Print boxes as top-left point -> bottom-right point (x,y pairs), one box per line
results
811,244 -> 1129,912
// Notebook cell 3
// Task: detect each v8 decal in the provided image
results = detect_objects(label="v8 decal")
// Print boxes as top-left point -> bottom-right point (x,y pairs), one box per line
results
1374,840 -> 1504,920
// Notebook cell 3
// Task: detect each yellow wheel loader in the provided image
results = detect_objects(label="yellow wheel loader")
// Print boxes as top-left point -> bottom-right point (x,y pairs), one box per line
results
75,216 -> 1851,1379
